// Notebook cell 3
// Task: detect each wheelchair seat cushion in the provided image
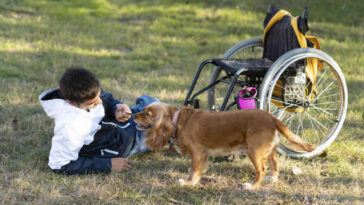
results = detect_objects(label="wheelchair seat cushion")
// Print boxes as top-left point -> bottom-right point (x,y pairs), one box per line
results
211,59 -> 273,76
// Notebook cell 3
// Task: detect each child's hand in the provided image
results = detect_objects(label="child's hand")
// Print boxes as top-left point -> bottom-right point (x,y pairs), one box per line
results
111,158 -> 133,171
115,104 -> 132,122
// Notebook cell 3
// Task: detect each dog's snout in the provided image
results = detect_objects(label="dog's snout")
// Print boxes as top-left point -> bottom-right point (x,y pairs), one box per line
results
133,112 -> 143,120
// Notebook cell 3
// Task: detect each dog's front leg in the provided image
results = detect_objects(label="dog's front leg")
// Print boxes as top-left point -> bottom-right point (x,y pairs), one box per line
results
179,153 -> 203,186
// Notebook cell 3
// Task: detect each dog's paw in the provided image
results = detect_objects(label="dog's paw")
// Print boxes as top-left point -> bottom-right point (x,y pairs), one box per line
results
242,182 -> 254,190
178,178 -> 186,186
178,178 -> 199,186
263,176 -> 278,183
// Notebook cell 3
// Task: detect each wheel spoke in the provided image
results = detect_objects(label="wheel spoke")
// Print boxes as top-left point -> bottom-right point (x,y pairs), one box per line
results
296,112 -> 303,136
311,105 -> 336,124
300,112 -> 307,140
312,101 -> 340,106
274,83 -> 284,89
286,112 -> 297,130
311,81 -> 336,104
283,112 -> 297,123
314,68 -> 329,90
306,114 -> 326,143
271,98 -> 300,108
306,111 -> 328,131
312,106 -> 337,111
310,104 -> 334,117
311,93 -> 339,101
306,68 -> 328,99
306,111 -> 321,140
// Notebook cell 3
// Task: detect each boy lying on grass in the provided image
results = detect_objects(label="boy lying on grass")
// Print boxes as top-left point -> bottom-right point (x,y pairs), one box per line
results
39,67 -> 158,175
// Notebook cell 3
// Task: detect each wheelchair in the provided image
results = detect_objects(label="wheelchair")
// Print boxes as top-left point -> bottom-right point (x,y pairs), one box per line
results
183,5 -> 348,159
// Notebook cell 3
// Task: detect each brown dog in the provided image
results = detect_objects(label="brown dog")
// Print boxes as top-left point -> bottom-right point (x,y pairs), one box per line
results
134,102 -> 314,190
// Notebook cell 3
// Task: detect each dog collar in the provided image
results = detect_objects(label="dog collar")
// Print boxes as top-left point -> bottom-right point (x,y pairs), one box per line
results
169,109 -> 180,152
172,110 -> 180,125
168,139 -> 176,152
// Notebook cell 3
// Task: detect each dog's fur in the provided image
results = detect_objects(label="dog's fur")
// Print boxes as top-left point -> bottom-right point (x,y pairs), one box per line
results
134,102 -> 315,189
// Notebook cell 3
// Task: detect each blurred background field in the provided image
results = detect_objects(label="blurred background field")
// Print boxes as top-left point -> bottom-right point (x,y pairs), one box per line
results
0,0 -> 363,204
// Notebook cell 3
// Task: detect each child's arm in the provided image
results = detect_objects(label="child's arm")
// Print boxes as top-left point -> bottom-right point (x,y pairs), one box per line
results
53,157 -> 133,175
111,158 -> 133,171
99,90 -> 122,121
115,104 -> 132,122
100,90 -> 132,123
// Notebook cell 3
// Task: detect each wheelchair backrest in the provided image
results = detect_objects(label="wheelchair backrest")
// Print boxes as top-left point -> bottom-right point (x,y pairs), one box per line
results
262,4 -> 314,62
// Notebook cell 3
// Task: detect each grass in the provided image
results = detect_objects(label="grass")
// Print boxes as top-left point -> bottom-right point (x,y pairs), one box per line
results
0,0 -> 363,204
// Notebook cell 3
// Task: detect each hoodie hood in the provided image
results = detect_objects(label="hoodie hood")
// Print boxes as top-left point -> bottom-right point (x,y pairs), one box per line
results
39,88 -> 68,119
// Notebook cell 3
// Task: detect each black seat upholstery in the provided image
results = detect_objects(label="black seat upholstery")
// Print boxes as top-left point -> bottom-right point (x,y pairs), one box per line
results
211,58 -> 273,76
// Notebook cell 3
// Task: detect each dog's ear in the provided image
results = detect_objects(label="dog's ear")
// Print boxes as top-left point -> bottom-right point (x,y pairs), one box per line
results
167,105 -> 179,117
145,112 -> 174,151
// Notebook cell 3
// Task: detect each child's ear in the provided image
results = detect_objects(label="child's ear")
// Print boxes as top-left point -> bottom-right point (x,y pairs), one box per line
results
66,100 -> 77,106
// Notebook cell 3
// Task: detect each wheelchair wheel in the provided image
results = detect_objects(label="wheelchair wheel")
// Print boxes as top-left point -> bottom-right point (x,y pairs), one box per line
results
259,48 -> 348,158
208,38 -> 263,111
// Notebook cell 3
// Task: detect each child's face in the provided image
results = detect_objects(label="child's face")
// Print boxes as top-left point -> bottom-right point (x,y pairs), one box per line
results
68,89 -> 102,110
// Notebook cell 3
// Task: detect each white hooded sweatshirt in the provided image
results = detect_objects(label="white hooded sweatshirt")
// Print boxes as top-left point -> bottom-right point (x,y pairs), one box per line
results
39,88 -> 105,169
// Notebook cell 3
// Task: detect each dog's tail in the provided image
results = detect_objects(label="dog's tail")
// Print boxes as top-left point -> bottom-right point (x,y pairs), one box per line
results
275,119 -> 315,152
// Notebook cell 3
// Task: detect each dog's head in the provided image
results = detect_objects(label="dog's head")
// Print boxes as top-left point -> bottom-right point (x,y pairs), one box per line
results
134,102 -> 179,151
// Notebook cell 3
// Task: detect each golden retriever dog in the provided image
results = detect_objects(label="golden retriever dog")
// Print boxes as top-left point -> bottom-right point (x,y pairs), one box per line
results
134,102 -> 315,190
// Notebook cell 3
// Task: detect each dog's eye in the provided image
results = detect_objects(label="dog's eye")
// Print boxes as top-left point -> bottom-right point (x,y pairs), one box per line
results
146,111 -> 152,117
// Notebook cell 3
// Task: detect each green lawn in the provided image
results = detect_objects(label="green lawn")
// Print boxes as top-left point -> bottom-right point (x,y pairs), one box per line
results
0,0 -> 363,204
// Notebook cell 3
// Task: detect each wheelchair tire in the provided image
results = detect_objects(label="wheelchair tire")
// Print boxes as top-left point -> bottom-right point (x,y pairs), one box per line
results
208,38 -> 263,111
259,48 -> 348,158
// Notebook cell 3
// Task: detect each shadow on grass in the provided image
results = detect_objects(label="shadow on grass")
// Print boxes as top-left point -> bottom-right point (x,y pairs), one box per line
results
270,189 -> 363,204
347,80 -> 364,103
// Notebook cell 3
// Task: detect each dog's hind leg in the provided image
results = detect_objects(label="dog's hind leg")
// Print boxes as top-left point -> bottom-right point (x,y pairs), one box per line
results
243,150 -> 267,190
200,154 -> 209,174
263,147 -> 279,183
268,147 -> 279,182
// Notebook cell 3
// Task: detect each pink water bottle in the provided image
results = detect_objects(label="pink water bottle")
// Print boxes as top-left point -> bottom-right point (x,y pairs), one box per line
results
237,87 -> 257,109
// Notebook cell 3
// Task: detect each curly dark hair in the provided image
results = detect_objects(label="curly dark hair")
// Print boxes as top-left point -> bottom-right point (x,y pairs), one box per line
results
59,67 -> 100,103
